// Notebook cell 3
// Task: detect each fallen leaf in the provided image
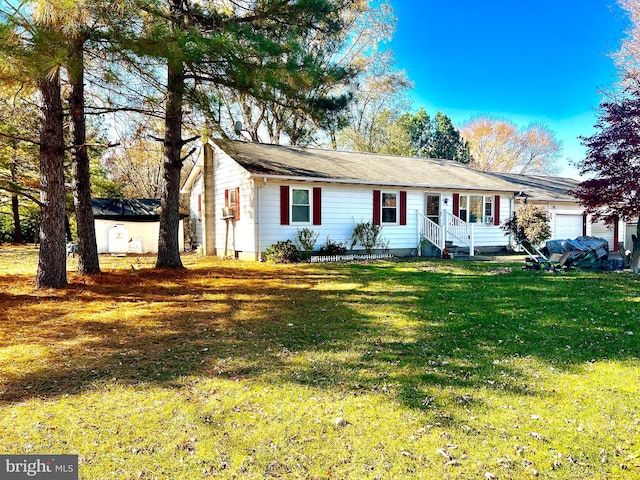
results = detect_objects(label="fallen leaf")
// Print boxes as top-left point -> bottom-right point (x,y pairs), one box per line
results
436,448 -> 453,460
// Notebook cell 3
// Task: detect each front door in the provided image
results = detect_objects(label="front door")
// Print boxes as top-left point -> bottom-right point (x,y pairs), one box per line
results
426,194 -> 440,225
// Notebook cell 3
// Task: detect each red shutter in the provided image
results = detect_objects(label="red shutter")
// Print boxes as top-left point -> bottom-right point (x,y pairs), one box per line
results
224,189 -> 229,207
280,186 -> 290,225
234,187 -> 240,221
453,193 -> 460,217
373,190 -> 381,225
493,195 -> 500,226
400,191 -> 407,225
313,187 -> 322,225
613,216 -> 619,251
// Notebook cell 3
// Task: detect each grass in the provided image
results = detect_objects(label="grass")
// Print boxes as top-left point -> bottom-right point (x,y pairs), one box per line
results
0,245 -> 639,479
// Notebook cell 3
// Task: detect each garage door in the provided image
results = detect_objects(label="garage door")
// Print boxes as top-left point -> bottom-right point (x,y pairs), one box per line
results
591,222 -> 614,251
554,214 -> 584,240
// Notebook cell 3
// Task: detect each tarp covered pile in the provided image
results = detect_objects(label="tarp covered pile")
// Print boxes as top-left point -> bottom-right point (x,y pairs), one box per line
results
544,236 -> 611,270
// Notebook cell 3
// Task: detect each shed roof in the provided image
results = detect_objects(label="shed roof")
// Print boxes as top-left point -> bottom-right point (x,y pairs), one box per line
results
214,139 -> 519,192
92,198 -> 161,222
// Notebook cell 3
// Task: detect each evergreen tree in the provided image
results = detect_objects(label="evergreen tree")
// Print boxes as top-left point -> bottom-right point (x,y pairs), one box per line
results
113,0 -> 360,268
0,6 -> 69,287
0,85 -> 39,244
400,108 -> 470,162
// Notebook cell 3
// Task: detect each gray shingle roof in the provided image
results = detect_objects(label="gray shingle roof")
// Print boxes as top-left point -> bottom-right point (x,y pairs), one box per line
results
484,172 -> 580,202
92,198 -> 161,221
215,139 -> 519,192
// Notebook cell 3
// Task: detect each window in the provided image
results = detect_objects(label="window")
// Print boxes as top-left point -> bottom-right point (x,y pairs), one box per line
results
224,187 -> 240,220
381,192 -> 397,223
280,186 -> 322,225
291,188 -> 311,223
373,190 -> 407,226
458,195 -> 494,224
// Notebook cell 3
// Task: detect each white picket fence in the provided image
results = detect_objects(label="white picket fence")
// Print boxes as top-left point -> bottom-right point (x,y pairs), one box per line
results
310,253 -> 394,263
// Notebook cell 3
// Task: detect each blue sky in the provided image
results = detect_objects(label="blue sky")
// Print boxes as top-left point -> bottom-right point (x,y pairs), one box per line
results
388,0 -> 629,177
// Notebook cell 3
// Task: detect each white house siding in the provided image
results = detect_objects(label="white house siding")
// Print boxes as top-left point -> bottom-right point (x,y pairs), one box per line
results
591,221 -> 616,250
257,182 -> 425,255
625,222 -> 638,250
188,176 -> 203,249
258,184 -> 513,256
213,146 -> 256,259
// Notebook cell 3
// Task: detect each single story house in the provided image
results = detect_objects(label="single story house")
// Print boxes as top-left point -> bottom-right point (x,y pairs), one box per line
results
92,198 -> 185,254
181,139 -> 623,260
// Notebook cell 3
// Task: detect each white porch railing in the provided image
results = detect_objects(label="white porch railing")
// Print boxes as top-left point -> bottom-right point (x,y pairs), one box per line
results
443,211 -> 474,256
417,210 -> 475,257
417,212 -> 443,253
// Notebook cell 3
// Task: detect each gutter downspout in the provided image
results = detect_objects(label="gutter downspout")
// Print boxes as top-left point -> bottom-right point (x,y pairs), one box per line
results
256,177 -> 267,260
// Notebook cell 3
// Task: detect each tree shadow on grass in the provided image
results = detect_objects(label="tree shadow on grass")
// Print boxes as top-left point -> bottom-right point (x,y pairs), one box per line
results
0,265 -> 374,403
1,260 -> 638,426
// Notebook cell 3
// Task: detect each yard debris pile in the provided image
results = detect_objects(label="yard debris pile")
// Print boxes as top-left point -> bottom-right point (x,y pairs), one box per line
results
544,236 -> 612,270
520,236 -> 623,272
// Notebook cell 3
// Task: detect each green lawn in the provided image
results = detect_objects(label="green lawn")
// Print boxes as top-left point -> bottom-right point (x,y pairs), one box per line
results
0,248 -> 639,479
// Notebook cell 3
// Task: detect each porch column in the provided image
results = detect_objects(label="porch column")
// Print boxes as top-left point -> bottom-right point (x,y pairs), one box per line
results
441,211 -> 447,251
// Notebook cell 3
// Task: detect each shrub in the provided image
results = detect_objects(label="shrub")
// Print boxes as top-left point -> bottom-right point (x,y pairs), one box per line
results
264,240 -> 301,263
295,228 -> 319,259
350,221 -> 384,254
501,204 -> 551,246
318,236 -> 348,256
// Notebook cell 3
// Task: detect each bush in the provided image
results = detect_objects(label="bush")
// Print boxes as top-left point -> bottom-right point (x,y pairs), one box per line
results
350,221 -> 384,254
295,228 -> 319,259
318,237 -> 348,256
264,240 -> 301,263
501,204 -> 551,246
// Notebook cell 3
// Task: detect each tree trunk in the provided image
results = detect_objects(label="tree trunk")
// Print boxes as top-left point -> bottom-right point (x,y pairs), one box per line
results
69,39 -> 100,275
10,160 -> 23,243
35,71 -> 67,289
11,193 -> 22,243
156,56 -> 185,269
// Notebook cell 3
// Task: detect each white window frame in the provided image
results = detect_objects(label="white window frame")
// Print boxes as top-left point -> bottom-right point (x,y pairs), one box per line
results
228,189 -> 237,211
290,187 -> 312,225
459,194 -> 494,224
381,190 -> 399,224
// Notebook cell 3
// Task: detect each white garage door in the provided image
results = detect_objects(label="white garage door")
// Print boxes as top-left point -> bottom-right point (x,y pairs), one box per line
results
554,214 -> 583,240
591,222 -> 614,251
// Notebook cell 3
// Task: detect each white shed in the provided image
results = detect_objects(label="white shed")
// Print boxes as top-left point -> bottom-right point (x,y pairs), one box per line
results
92,198 -> 185,254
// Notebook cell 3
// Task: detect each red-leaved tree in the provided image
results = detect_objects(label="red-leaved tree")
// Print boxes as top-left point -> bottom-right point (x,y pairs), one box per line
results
570,85 -> 640,268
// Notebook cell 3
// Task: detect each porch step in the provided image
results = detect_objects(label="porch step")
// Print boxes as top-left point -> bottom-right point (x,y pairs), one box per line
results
445,244 -> 470,255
